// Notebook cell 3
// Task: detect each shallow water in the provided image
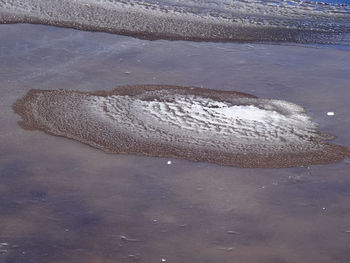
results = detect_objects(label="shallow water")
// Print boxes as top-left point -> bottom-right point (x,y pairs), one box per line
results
1,24 -> 350,262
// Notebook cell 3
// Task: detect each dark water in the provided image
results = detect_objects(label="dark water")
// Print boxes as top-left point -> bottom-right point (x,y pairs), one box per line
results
1,24 -> 350,262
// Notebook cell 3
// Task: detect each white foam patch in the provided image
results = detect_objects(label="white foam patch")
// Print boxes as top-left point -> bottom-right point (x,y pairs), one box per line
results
86,94 -> 321,153
211,104 -> 277,122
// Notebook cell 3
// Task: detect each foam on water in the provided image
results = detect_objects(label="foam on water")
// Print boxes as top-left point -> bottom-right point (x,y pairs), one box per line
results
0,0 -> 349,44
13,85 -> 350,168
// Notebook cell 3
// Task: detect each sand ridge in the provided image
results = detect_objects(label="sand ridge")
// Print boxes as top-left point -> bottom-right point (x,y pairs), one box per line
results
13,85 -> 350,168
0,0 -> 349,44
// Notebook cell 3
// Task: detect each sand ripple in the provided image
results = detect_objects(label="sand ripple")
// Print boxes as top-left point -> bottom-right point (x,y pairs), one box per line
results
13,85 -> 350,168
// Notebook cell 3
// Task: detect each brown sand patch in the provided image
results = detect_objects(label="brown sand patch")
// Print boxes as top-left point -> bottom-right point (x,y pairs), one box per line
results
13,85 -> 350,168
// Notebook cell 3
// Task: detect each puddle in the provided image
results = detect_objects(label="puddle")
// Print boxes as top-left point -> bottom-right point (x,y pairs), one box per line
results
0,24 -> 350,262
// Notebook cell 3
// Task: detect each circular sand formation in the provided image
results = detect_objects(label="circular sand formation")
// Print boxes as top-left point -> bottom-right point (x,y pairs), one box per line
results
0,0 -> 349,44
13,85 -> 350,168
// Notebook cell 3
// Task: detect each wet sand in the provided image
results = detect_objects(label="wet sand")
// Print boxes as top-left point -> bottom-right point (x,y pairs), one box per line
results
1,24 -> 350,262
0,0 -> 350,44
13,85 -> 350,168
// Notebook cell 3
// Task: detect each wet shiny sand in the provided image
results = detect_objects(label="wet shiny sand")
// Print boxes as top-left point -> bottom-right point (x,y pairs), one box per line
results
13,86 -> 350,168
1,24 -> 350,262
0,0 -> 350,44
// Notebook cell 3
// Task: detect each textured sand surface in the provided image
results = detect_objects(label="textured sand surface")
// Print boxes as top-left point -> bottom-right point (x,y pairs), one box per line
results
0,0 -> 349,44
13,85 -> 350,168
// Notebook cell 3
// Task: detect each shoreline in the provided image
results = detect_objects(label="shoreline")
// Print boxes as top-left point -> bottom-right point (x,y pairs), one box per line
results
1,0 -> 349,44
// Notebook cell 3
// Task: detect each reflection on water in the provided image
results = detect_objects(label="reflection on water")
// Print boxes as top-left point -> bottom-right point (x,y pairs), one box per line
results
0,24 -> 350,262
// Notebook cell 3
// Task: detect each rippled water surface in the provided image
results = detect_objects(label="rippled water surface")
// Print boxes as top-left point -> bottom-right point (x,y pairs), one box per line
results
1,24 -> 350,262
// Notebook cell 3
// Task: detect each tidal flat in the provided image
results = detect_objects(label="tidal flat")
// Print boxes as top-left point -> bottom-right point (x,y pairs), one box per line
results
0,23 -> 350,262
12,86 -> 350,168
